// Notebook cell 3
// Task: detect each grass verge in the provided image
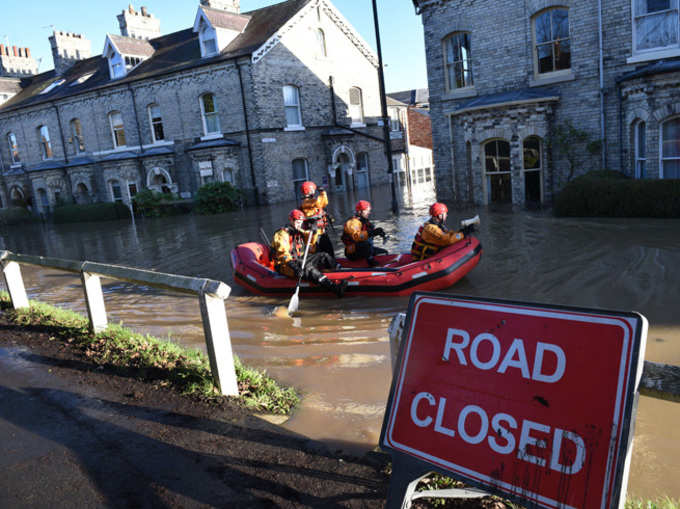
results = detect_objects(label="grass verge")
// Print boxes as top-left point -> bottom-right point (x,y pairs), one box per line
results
0,294 -> 299,415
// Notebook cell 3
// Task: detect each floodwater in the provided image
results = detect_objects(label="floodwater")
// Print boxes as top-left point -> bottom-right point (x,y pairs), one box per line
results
1,183 -> 679,499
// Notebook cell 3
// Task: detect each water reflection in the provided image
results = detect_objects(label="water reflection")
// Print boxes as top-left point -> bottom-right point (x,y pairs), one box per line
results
3,183 -> 680,497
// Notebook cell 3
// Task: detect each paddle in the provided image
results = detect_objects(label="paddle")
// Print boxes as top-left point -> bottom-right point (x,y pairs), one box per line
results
287,227 -> 314,316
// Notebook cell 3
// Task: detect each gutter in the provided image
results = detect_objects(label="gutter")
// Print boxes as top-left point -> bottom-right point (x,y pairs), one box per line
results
597,0 -> 607,170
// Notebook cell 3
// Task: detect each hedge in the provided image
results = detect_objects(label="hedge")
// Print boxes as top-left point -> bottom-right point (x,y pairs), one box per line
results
554,172 -> 680,217
0,207 -> 39,226
194,182 -> 242,215
53,202 -> 132,223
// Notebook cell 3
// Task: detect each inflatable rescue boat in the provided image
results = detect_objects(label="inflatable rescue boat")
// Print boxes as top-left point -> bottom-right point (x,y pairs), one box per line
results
230,235 -> 482,297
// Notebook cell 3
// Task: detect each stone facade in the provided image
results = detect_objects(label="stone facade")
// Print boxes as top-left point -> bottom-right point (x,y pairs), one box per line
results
0,0 -> 387,212
415,0 -> 680,207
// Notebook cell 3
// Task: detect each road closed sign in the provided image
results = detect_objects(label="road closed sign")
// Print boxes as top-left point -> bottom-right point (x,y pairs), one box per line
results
381,294 -> 647,509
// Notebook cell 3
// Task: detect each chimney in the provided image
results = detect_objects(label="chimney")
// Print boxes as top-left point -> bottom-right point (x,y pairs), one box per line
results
25,48 -> 31,57
0,42 -> 38,77
49,31 -> 92,75
118,4 -> 160,40
199,0 -> 240,14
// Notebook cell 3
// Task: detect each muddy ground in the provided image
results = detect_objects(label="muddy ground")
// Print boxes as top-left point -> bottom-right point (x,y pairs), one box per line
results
0,312 -> 506,508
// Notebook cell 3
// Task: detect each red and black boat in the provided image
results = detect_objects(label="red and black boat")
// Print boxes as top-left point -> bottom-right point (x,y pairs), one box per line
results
230,235 -> 482,297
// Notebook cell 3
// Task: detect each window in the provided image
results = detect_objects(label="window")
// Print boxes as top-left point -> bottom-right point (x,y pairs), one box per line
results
39,78 -> 65,95
484,139 -> 512,203
533,8 -> 571,74
633,121 -> 646,178
200,93 -> 221,135
633,0 -> 679,52
148,104 -> 165,143
109,111 -> 126,148
389,107 -> 402,131
124,55 -> 142,70
70,118 -> 85,154
523,136 -> 543,204
222,168 -> 234,184
128,182 -> 138,197
443,32 -> 473,90
198,161 -> 214,186
292,158 -> 309,200
349,87 -> 364,125
199,19 -> 218,57
356,152 -> 369,188
7,132 -> 20,163
317,29 -> 327,57
110,180 -> 123,202
283,86 -> 303,128
37,125 -> 53,160
661,117 -> 680,178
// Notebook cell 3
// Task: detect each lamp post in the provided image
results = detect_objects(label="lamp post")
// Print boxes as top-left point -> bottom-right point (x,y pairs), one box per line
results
372,0 -> 399,215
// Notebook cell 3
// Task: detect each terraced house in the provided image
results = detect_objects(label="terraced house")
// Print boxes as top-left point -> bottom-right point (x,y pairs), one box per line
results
0,0 -> 388,212
413,0 -> 680,207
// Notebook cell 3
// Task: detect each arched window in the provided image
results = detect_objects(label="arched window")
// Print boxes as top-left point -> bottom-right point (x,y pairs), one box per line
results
148,103 -> 165,143
200,93 -> 221,135
484,139 -> 511,203
633,120 -> 646,179
222,167 -> 234,184
523,136 -> 543,204
533,8 -> 570,75
292,158 -> 309,201
283,86 -> 303,128
75,183 -> 90,204
443,32 -> 473,90
9,186 -> 25,206
7,132 -> 20,163
661,117 -> 680,179
37,188 -> 49,210
109,179 -> 123,202
70,118 -> 85,154
317,28 -> 327,57
37,125 -> 53,160
349,87 -> 364,126
108,111 -> 126,148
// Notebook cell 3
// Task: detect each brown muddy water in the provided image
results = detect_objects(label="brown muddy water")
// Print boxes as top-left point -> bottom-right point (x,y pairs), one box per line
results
1,184 -> 679,499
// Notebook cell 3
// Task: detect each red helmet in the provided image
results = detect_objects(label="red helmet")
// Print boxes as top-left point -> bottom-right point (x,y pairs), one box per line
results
355,200 -> 371,212
289,209 -> 305,222
430,202 -> 448,217
301,181 -> 317,196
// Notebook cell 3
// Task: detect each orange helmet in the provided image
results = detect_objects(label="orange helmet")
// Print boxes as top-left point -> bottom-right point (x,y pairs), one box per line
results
429,202 -> 448,217
355,200 -> 371,212
289,209 -> 305,222
301,181 -> 317,196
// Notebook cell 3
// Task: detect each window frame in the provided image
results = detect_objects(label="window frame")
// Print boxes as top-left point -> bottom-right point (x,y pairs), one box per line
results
108,111 -> 127,148
532,7 -> 572,76
200,93 -> 221,137
283,85 -> 304,129
37,125 -> 53,160
631,0 -> 680,56
522,135 -> 544,204
483,139 -> 512,204
633,120 -> 646,178
442,31 -> 474,91
317,28 -> 327,58
292,158 -> 310,201
147,103 -> 165,144
349,86 -> 364,126
660,116 -> 680,179
199,19 -> 219,58
70,118 -> 85,155
7,132 -> 20,164
109,179 -> 123,202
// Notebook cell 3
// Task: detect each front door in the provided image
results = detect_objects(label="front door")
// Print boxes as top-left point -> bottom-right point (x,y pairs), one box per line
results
333,152 -> 352,192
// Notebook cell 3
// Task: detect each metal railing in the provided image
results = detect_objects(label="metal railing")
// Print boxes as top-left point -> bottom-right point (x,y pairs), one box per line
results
0,250 -> 238,396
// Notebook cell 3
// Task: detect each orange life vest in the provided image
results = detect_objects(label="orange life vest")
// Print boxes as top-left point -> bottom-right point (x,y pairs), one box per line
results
411,219 -> 449,260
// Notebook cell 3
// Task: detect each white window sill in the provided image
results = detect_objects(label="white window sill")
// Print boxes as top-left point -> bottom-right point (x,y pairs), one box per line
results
10,163 -> 23,168
283,125 -> 306,132
443,87 -> 478,100
93,146 -> 131,156
627,47 -> 680,64
350,122 -> 366,128
390,131 -> 403,139
143,140 -> 174,149
200,133 -> 223,141
529,70 -> 575,87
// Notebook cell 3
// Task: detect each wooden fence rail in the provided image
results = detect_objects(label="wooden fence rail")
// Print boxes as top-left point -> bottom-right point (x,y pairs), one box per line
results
0,250 -> 238,396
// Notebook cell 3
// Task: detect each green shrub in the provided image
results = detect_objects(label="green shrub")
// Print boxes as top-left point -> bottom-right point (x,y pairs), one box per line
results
195,182 -> 242,215
0,207 -> 38,226
554,172 -> 680,217
132,189 -> 190,217
53,202 -> 131,223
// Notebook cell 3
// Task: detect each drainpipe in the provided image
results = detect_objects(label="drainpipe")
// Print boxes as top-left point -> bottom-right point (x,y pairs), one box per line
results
618,81 -> 624,174
597,0 -> 607,170
127,83 -> 145,198
52,102 -> 73,203
235,60 -> 259,206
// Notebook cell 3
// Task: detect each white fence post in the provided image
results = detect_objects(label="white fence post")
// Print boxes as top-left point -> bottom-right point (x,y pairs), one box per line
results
198,281 -> 238,396
2,259 -> 29,309
80,270 -> 108,333
388,312 -> 406,372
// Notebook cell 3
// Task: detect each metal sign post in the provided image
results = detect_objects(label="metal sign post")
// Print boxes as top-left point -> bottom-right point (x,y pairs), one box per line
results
381,293 -> 648,509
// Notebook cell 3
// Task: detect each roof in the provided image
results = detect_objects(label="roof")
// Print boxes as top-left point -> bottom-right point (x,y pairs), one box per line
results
187,138 -> 239,151
0,78 -> 21,94
200,6 -> 251,31
617,57 -> 680,83
107,34 -> 155,57
387,88 -> 429,106
452,87 -> 560,114
0,0 -> 312,115
386,96 -> 407,107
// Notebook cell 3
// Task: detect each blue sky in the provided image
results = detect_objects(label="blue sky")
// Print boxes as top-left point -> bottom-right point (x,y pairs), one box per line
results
1,0 -> 427,92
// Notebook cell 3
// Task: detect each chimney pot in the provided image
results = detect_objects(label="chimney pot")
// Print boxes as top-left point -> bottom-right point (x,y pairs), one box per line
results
12,46 -> 18,57
26,48 -> 31,57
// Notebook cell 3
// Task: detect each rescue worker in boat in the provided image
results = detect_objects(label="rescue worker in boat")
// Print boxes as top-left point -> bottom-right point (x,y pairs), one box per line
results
342,200 -> 387,267
271,209 -> 347,297
299,180 -> 335,262
411,202 -> 470,261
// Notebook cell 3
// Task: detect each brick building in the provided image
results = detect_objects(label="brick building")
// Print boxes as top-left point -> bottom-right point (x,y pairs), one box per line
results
413,0 -> 680,207
0,0 -> 389,212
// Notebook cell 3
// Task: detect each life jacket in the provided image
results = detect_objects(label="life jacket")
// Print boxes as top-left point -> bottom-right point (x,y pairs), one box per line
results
270,226 -> 305,270
342,214 -> 372,254
300,192 -> 329,231
411,219 -> 449,260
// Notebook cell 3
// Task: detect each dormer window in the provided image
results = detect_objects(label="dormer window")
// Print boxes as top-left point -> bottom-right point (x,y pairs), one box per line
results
40,79 -> 66,95
193,6 -> 250,58
103,34 -> 153,80
198,18 -> 219,57
124,55 -> 143,70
